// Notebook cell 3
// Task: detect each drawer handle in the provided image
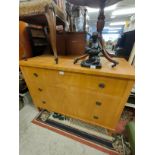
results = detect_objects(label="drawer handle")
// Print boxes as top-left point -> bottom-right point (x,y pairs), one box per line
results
93,116 -> 99,119
96,101 -> 102,106
33,73 -> 38,77
38,88 -> 43,92
42,101 -> 46,104
98,83 -> 105,88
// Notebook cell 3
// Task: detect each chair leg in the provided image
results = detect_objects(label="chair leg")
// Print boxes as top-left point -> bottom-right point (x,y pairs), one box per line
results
45,5 -> 58,64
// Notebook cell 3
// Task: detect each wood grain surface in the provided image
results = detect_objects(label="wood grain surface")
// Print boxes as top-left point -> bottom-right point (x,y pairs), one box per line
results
20,56 -> 134,130
20,55 -> 135,80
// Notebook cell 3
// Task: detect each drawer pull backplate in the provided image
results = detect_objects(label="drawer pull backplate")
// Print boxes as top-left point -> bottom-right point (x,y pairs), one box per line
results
93,116 -> 99,119
33,73 -> 38,77
96,101 -> 102,106
42,101 -> 46,104
98,83 -> 105,88
38,88 -> 43,92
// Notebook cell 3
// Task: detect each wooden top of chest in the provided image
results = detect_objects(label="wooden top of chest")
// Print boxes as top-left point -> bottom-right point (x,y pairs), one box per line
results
20,55 -> 135,80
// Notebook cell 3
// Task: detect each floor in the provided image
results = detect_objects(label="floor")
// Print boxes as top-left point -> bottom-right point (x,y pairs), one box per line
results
19,101 -> 108,155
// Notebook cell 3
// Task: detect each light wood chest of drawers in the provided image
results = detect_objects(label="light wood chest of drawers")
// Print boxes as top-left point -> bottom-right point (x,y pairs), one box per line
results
20,55 -> 135,130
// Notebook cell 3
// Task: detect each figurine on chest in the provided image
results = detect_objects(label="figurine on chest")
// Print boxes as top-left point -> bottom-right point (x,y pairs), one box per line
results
81,32 -> 102,69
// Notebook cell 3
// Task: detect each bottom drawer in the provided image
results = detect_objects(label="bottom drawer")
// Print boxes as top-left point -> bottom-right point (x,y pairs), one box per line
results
45,86 -> 121,129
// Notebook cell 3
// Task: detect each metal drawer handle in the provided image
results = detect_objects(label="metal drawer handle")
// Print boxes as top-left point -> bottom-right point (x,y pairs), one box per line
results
42,101 -> 46,104
96,101 -> 102,106
38,88 -> 43,92
93,116 -> 99,119
33,73 -> 38,77
98,83 -> 105,88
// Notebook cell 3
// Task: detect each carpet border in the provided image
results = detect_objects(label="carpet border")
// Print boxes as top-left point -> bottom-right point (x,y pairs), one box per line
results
32,119 -> 119,155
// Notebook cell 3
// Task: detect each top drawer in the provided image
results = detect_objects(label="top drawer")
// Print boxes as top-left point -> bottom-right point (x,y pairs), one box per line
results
21,67 -> 128,96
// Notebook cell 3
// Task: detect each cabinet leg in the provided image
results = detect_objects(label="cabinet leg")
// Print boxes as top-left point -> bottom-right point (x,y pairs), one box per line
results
45,5 -> 58,64
106,129 -> 114,136
37,107 -> 42,112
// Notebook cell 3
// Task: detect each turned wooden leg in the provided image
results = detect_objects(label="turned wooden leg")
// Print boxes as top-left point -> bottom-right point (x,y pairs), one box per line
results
96,8 -> 119,67
45,5 -> 58,64
70,15 -> 73,32
99,39 -> 119,67
73,54 -> 89,64
102,48 -> 119,67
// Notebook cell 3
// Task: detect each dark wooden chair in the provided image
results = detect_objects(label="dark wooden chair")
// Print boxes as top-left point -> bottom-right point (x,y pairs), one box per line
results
19,0 -> 66,64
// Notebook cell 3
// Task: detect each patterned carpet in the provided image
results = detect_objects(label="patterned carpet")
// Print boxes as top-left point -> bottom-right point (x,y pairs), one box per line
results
32,110 -> 119,155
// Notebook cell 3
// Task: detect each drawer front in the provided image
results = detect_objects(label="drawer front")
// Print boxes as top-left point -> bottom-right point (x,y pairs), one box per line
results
27,67 -> 128,97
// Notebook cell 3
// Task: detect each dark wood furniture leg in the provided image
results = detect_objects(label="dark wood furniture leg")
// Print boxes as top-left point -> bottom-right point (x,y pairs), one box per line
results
45,5 -> 58,64
97,8 -> 118,67
98,36 -> 118,67
83,8 -> 87,32
37,107 -> 42,111
73,53 -> 89,64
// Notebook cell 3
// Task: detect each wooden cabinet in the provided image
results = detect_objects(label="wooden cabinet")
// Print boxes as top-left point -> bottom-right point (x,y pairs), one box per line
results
56,32 -> 86,56
20,55 -> 134,130
19,21 -> 32,60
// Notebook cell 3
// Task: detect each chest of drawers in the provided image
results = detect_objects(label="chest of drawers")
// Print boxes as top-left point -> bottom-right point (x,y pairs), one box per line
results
20,55 -> 134,130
